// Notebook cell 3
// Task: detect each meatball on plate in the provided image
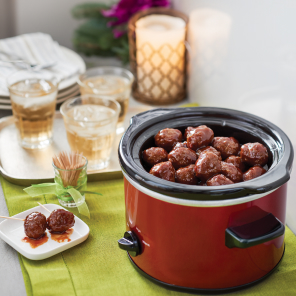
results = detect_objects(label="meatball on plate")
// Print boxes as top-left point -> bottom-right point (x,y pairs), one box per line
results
0,204 -> 90,260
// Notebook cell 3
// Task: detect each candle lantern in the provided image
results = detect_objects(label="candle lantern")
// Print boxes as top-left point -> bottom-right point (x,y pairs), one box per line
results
128,8 -> 188,105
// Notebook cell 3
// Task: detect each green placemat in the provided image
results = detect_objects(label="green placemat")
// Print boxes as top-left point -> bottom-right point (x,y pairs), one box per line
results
1,176 -> 296,296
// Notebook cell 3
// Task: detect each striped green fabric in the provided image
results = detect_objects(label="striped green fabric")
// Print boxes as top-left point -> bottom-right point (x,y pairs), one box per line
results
1,175 -> 296,296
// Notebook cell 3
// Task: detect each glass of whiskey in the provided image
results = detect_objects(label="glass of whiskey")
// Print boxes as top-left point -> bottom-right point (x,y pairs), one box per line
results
77,67 -> 134,134
60,95 -> 121,171
7,70 -> 58,149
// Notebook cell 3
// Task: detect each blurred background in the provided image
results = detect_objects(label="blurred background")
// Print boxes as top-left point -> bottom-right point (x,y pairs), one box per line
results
0,0 -> 110,48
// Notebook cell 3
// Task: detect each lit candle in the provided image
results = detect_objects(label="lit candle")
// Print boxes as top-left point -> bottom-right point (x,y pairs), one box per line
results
135,14 -> 186,102
188,8 -> 232,106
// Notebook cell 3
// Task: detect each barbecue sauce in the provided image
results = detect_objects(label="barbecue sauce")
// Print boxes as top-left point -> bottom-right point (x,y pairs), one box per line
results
50,228 -> 73,243
22,233 -> 49,248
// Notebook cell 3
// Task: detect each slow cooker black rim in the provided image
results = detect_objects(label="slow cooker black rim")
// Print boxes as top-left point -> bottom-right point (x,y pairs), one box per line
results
119,107 -> 294,201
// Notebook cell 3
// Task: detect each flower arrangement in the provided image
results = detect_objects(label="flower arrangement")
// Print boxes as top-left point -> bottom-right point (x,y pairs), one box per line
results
71,0 -> 170,63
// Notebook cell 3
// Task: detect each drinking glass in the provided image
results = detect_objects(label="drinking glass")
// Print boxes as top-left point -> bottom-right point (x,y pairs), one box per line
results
7,70 -> 58,149
53,156 -> 88,208
77,67 -> 134,134
60,95 -> 121,170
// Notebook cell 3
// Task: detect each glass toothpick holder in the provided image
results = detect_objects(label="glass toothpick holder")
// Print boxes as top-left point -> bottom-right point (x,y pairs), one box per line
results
53,156 -> 88,208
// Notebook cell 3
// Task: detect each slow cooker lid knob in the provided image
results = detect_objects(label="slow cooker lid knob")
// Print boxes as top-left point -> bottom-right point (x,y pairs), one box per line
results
118,231 -> 140,257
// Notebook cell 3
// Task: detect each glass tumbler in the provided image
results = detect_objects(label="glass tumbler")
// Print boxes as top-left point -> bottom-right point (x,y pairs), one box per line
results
77,67 -> 134,134
7,70 -> 58,149
53,156 -> 88,208
60,95 -> 121,170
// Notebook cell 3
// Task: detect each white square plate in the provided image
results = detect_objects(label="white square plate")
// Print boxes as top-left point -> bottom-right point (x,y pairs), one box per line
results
0,204 -> 89,260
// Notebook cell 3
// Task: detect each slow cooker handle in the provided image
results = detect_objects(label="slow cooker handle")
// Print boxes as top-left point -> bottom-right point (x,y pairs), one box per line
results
129,108 -> 178,130
225,213 -> 285,249
118,231 -> 140,257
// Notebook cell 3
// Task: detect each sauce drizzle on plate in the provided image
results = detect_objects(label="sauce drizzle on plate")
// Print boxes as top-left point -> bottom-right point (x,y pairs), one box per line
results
22,233 -> 49,248
50,228 -> 74,243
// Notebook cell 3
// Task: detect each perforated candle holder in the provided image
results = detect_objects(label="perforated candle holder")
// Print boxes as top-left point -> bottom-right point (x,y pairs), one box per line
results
128,8 -> 189,105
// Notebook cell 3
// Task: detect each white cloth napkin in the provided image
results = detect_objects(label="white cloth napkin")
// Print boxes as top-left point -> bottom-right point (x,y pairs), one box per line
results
0,32 -> 81,95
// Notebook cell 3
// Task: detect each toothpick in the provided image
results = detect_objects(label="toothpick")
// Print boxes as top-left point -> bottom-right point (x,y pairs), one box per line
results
37,202 -> 51,213
53,151 -> 86,187
0,216 -> 24,221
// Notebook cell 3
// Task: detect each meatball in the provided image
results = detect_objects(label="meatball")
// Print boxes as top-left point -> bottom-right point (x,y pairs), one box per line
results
142,147 -> 168,167
196,146 -> 222,160
168,147 -> 197,169
243,166 -> 267,181
240,143 -> 268,166
194,151 -> 222,181
47,209 -> 75,233
187,125 -> 214,151
184,127 -> 196,139
173,141 -> 188,149
207,174 -> 234,186
225,156 -> 246,172
175,164 -> 199,185
149,161 -> 175,182
221,162 -> 243,183
212,137 -> 240,159
24,212 -> 47,239
155,128 -> 183,152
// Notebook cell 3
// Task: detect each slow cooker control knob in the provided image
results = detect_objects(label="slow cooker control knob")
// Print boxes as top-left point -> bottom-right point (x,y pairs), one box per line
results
118,231 -> 140,257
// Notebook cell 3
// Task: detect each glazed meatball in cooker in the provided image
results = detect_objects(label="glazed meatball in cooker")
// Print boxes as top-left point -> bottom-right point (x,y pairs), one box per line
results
187,125 -> 214,151
206,174 -> 234,186
194,151 -> 222,181
149,161 -> 175,182
168,147 -> 197,169
184,127 -> 196,139
221,162 -> 243,183
175,164 -> 199,185
196,146 -> 222,160
144,124 -> 271,187
47,209 -> 75,233
225,156 -> 246,172
142,147 -> 168,167
211,137 -> 240,159
173,141 -> 188,149
243,166 -> 267,181
240,142 -> 268,166
155,128 -> 183,152
24,212 -> 47,239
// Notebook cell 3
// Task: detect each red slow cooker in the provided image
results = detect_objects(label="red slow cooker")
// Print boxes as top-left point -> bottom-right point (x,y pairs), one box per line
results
118,107 -> 294,294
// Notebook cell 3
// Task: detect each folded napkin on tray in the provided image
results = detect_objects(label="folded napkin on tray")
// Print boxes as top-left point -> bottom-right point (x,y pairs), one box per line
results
0,32 -> 80,94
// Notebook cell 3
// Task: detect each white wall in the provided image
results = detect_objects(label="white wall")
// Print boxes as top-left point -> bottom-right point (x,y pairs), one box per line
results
0,0 -> 15,38
14,0 -> 113,49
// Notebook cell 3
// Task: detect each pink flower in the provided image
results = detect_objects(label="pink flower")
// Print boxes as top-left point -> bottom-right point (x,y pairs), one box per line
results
102,0 -> 170,37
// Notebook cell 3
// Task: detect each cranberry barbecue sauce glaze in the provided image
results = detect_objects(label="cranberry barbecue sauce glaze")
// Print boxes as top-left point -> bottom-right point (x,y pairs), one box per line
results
168,147 -> 197,169
149,161 -> 175,182
175,164 -> 199,185
196,146 -> 222,160
22,233 -> 49,248
207,174 -> 234,186
50,228 -> 74,243
142,147 -> 168,167
154,128 -> 182,152
47,209 -> 75,233
24,212 -> 47,239
148,125 -> 269,186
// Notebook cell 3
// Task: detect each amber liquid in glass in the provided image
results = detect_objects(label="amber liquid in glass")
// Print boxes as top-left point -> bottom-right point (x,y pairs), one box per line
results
9,79 -> 57,148
79,75 -> 130,125
64,104 -> 116,169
